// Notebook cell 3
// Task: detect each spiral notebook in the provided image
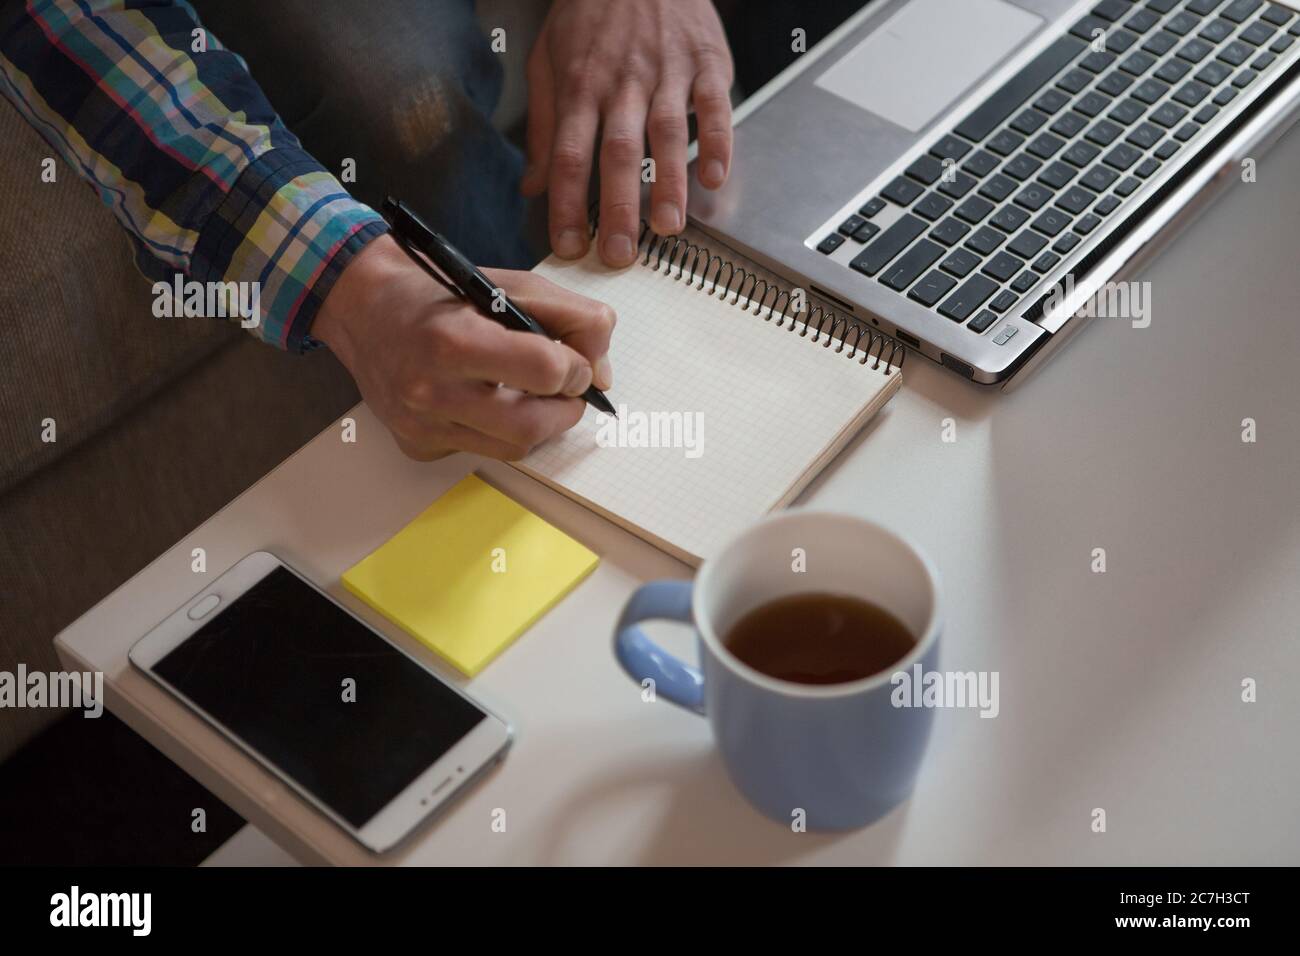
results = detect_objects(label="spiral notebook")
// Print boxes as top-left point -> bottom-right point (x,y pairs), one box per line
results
516,224 -> 905,565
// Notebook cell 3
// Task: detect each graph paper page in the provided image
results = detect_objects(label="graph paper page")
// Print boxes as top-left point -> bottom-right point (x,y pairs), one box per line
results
517,244 -> 900,564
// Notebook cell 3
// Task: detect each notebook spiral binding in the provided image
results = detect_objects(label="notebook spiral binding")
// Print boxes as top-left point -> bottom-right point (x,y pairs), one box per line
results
587,213 -> 905,374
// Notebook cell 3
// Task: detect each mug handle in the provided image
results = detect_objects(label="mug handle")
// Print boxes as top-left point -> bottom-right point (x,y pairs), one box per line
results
613,580 -> 705,714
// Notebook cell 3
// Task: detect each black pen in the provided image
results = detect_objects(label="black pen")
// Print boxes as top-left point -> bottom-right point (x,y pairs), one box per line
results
381,197 -> 616,418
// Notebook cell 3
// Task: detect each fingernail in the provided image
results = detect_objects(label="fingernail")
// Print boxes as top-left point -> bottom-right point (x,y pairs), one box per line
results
653,202 -> 682,234
703,159 -> 725,187
603,233 -> 635,265
556,228 -> 586,258
564,362 -> 593,397
594,355 -> 613,391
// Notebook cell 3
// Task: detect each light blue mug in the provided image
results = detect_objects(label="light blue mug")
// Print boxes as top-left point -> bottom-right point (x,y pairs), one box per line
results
614,511 -> 941,830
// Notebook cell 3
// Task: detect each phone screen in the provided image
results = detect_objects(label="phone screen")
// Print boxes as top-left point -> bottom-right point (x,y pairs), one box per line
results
153,566 -> 485,828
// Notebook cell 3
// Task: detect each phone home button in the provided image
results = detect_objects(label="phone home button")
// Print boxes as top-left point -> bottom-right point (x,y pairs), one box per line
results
187,594 -> 221,620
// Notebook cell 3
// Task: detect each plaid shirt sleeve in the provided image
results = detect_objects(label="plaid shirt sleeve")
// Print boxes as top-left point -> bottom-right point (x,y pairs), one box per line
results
0,0 -> 388,352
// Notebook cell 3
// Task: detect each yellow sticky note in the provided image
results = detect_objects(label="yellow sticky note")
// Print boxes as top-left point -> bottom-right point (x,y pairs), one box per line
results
342,474 -> 598,676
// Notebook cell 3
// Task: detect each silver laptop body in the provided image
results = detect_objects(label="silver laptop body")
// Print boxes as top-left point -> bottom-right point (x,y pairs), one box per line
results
689,0 -> 1300,387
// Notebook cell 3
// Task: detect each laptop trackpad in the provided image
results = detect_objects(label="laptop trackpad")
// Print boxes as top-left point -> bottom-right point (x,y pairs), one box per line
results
814,0 -> 1043,132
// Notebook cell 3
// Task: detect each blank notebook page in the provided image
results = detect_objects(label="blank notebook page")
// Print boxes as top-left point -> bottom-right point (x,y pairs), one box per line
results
518,243 -> 901,565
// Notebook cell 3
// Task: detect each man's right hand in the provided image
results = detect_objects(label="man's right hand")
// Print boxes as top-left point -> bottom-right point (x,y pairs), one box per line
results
312,236 -> 615,462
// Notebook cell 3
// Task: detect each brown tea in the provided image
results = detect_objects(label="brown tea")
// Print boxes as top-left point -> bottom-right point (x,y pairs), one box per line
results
723,592 -> 915,685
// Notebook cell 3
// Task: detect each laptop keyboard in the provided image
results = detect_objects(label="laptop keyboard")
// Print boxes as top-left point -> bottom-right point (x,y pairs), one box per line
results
816,0 -> 1299,335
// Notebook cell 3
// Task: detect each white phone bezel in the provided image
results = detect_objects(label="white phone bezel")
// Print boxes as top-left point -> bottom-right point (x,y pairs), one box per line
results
128,550 -> 513,854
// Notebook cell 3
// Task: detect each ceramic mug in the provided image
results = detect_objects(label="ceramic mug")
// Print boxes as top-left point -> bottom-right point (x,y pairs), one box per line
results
614,511 -> 941,829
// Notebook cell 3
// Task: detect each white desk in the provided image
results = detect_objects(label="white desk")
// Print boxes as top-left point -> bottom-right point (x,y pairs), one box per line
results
57,127 -> 1300,866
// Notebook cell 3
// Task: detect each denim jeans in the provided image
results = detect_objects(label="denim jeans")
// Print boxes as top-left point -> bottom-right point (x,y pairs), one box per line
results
192,0 -> 534,269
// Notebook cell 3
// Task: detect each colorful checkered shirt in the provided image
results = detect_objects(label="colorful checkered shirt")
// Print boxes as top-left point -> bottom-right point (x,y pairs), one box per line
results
0,0 -> 388,352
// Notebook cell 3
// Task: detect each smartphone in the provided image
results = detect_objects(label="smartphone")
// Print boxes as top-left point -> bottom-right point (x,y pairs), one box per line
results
130,551 -> 512,853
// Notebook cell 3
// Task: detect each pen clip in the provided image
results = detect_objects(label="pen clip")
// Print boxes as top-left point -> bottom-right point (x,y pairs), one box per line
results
389,228 -> 464,299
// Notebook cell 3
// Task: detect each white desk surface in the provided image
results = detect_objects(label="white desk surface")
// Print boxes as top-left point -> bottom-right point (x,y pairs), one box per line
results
56,129 -> 1300,866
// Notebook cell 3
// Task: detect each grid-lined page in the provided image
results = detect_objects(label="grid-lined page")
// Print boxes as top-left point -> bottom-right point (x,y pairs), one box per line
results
518,245 -> 899,564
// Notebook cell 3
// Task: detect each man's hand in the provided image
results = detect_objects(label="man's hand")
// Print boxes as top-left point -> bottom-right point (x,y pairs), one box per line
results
520,0 -> 734,267
312,236 -> 615,461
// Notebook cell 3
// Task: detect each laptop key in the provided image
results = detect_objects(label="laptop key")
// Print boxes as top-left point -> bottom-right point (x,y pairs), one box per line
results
1062,141 -> 1102,167
1091,0 -> 1130,22
1080,51 -> 1118,73
1173,81 -> 1213,106
955,196 -> 996,224
962,150 -> 1001,177
1194,103 -> 1220,123
907,269 -> 958,307
1133,78 -> 1170,103
1027,133 -> 1066,159
955,35 -> 1087,141
1199,18 -> 1235,43
1106,29 -> 1139,53
1232,68 -> 1258,87
1109,98 -> 1146,124
914,192 -> 954,221
1114,176 -> 1141,196
1008,230 -> 1048,258
1057,185 -> 1097,215
1074,213 -> 1104,234
881,240 -> 945,292
817,234 -> 845,255
1011,271 -> 1039,293
1270,35 -> 1295,52
987,129 -> 1026,156
983,251 -> 1024,283
1147,0 -> 1179,13
1151,102 -> 1189,126
1174,121 -> 1201,141
1095,194 -> 1121,215
941,248 -> 982,278
1031,208 -> 1073,237
1075,92 -> 1112,117
989,290 -> 1019,313
1050,111 -> 1090,138
849,214 -> 927,275
937,172 -> 978,200
1177,38 -> 1216,62
991,205 -> 1031,232
1219,39 -> 1254,64
838,215 -> 866,236
1081,164 -> 1120,190
1013,183 -> 1054,211
853,221 -> 882,242
905,154 -> 946,185
1155,139 -> 1181,158
1154,58 -> 1193,82
1166,12 -> 1202,36
1121,51 -> 1159,74
1070,15 -> 1111,41
1010,108 -> 1049,134
965,226 -> 1006,255
1085,119 -> 1124,145
1103,143 -> 1143,170
938,274 -> 999,322
1240,21 -> 1278,45
1125,10 -> 1161,34
1263,4 -> 1294,24
1142,31 -> 1179,56
1058,68 -> 1094,94
1053,233 -> 1082,254
978,173 -> 1018,203
1098,71 -> 1135,96
1033,251 -> 1062,272
1038,161 -> 1077,189
1213,86 -> 1239,105
1034,88 -> 1072,114
1135,157 -> 1161,177
968,309 -> 999,333
882,176 -> 924,205
859,197 -> 887,218
1004,153 -> 1044,180
1188,0 -> 1227,14
929,217 -> 971,246
931,135 -> 973,161
1221,0 -> 1263,23
1253,51 -> 1278,69
1196,61 -> 1233,84
1127,122 -> 1163,150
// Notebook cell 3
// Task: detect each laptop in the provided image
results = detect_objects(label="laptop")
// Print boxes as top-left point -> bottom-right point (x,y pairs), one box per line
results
689,0 -> 1300,386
